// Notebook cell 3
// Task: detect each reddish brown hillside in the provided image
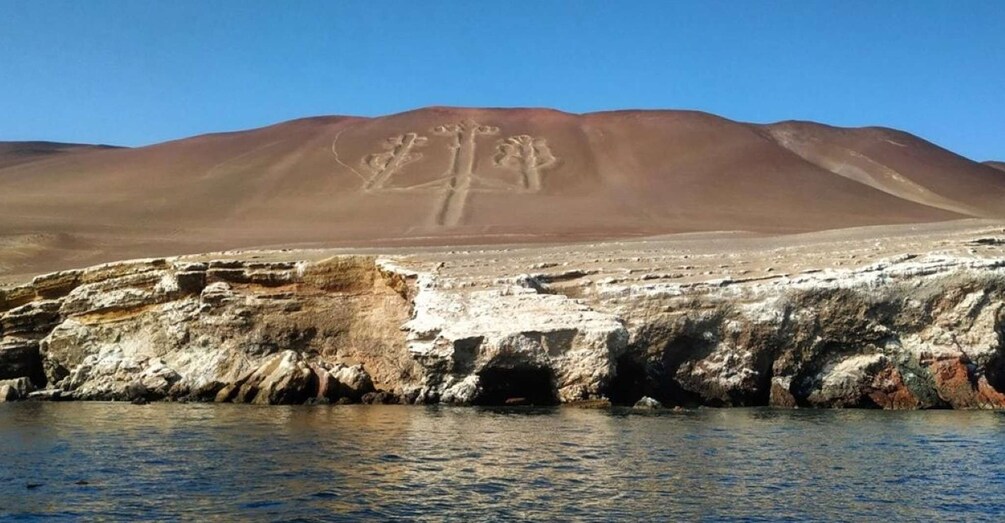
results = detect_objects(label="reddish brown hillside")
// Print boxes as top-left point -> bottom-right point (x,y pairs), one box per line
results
1,107 -> 997,279
0,141 -> 118,170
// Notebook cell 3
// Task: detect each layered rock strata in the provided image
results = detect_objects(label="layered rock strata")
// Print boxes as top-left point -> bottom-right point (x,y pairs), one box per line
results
3,226 -> 1005,409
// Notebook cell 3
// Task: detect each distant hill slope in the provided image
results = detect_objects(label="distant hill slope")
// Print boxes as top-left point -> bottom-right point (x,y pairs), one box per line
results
0,141 -> 120,169
1,107 -> 1002,279
985,161 -> 1005,172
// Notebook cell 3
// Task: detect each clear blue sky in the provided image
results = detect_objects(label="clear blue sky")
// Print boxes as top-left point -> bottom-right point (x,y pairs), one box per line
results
1,0 -> 1002,160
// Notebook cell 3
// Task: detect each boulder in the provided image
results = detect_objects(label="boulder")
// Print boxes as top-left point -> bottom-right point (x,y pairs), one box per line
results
769,376 -> 797,407
439,375 -> 480,405
806,354 -> 889,407
216,350 -> 314,405
0,384 -> 18,402
137,358 -> 182,399
124,382 -> 152,402
0,377 -> 35,401
633,396 -> 663,409
328,363 -> 376,401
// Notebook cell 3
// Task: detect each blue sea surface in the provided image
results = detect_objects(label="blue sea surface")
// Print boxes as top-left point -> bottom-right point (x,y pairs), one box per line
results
1,404 -> 1004,521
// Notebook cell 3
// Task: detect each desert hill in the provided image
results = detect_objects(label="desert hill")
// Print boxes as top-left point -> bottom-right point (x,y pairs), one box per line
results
0,141 -> 119,170
985,161 -> 1005,172
1,107 -> 1003,280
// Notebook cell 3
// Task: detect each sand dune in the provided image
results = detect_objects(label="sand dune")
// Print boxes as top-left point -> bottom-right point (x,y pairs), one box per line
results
0,107 -> 1000,280
985,161 -> 1005,172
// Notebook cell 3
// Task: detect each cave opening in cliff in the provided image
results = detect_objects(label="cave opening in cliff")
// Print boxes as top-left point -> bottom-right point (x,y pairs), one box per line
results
473,366 -> 557,406
983,351 -> 1005,396
608,354 -> 650,405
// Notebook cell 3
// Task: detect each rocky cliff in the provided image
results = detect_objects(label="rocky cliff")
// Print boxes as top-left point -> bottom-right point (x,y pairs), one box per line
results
3,223 -> 1005,409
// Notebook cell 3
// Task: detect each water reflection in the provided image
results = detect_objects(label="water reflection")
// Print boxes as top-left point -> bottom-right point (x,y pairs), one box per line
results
1,404 -> 1004,520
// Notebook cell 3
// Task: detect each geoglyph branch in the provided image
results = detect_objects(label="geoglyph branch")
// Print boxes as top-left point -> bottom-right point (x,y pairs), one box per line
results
494,135 -> 558,191
344,120 -> 558,227
361,132 -> 428,191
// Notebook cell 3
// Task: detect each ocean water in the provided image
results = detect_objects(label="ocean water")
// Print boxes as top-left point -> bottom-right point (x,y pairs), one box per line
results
1,404 -> 1004,521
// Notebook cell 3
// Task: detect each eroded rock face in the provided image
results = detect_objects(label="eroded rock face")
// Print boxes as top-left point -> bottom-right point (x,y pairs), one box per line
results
604,260 -> 1005,409
400,271 -> 629,404
2,256 -> 410,404
3,241 -> 1005,409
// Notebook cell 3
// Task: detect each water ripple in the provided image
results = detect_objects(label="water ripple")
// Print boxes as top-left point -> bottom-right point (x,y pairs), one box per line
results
1,404 -> 1005,520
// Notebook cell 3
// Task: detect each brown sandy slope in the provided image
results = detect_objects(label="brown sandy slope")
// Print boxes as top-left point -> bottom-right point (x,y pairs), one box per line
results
764,123 -> 1005,217
0,141 -> 118,170
1,107 -> 1001,279
985,161 -> 1005,172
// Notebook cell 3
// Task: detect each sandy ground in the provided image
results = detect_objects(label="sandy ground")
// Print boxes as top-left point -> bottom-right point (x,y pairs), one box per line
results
6,219 -> 998,292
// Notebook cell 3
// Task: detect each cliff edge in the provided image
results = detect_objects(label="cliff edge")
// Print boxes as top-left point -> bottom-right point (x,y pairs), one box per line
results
3,221 -> 1005,409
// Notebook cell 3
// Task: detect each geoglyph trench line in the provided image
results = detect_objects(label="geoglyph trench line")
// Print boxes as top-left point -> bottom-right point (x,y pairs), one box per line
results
330,128 -> 369,184
361,132 -> 429,191
431,120 -> 498,227
331,119 -> 559,227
